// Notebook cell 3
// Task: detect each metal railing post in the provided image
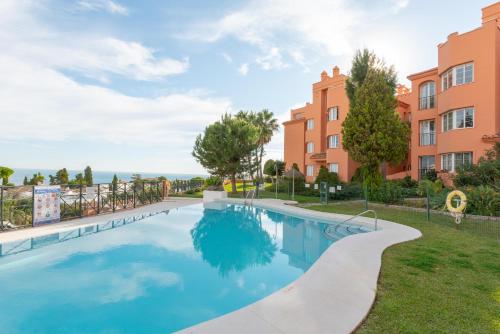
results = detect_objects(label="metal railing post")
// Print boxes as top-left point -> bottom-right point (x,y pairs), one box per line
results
133,184 -> 136,208
149,182 -> 153,203
426,185 -> 431,221
97,184 -> 100,214
31,186 -> 35,227
112,183 -> 116,212
79,184 -> 83,218
124,183 -> 127,209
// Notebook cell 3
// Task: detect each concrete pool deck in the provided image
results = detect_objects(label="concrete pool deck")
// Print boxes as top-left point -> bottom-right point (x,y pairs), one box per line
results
178,198 -> 422,334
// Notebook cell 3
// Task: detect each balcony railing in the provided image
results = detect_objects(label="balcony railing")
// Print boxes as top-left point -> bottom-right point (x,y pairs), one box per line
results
419,96 -> 435,110
419,132 -> 436,146
419,168 -> 436,180
310,152 -> 326,161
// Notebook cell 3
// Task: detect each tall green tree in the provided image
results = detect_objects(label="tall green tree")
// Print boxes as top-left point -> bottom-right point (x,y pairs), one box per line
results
84,166 -> 93,186
263,159 -> 285,178
49,168 -> 69,185
23,176 -> 28,185
342,52 -> 409,187
112,174 -> 119,191
192,114 -> 259,193
236,110 -> 279,182
255,110 -> 279,180
345,49 -> 397,106
0,166 -> 14,186
28,172 -> 44,185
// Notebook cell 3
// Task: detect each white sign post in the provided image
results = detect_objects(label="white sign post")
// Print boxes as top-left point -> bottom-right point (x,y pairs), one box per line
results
33,186 -> 61,226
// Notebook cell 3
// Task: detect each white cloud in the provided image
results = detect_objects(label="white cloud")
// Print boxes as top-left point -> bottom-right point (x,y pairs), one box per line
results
255,47 -> 288,70
1,0 -> 188,82
221,52 -> 233,63
0,0 -> 232,163
182,0 -> 411,71
0,56 -> 231,146
391,0 -> 410,13
77,0 -> 129,15
238,63 -> 249,76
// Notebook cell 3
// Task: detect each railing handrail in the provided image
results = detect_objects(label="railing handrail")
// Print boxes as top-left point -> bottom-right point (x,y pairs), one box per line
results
341,209 -> 378,230
244,188 -> 256,206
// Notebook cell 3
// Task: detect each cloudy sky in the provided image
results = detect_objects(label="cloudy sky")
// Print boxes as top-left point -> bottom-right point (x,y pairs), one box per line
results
0,0 -> 492,174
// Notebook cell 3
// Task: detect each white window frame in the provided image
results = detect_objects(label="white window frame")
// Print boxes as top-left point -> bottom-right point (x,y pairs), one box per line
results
441,63 -> 474,91
419,120 -> 435,146
306,165 -> 314,177
419,82 -> 435,110
440,152 -> 472,172
442,108 -> 474,132
328,134 -> 339,148
306,119 -> 314,130
328,106 -> 339,121
329,163 -> 339,173
306,142 -> 314,153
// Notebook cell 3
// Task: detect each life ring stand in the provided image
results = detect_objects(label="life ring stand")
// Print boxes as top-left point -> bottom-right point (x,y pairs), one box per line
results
446,190 -> 467,224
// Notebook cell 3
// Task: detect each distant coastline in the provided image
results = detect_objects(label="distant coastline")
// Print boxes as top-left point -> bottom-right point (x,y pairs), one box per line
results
8,168 -> 206,186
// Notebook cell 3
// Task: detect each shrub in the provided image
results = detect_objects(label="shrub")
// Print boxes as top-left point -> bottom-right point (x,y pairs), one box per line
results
204,176 -> 223,191
421,169 -> 438,182
464,186 -> 500,216
331,183 -> 363,200
400,175 -> 418,189
454,143 -> 499,189
370,181 -> 404,204
314,166 -> 340,186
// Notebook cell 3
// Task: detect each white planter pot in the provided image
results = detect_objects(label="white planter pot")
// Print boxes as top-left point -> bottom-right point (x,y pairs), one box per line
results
203,190 -> 227,203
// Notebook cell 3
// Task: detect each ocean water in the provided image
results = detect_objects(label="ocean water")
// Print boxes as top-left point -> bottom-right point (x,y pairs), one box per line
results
0,203 -> 371,333
8,168 -> 206,185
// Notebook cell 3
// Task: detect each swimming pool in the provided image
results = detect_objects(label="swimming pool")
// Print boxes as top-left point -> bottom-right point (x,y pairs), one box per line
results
0,202 -> 372,333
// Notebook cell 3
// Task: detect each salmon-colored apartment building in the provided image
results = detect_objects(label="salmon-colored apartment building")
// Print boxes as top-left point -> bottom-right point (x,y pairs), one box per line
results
284,2 -> 500,183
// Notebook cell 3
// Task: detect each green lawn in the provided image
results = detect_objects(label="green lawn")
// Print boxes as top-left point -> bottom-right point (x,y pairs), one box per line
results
305,202 -> 500,333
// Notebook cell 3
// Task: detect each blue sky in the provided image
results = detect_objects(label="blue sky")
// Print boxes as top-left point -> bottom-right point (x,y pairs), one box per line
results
0,0 -> 493,174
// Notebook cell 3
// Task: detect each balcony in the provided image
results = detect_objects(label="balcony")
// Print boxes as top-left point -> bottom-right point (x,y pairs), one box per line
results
419,96 -> 435,110
419,132 -> 436,146
310,152 -> 326,161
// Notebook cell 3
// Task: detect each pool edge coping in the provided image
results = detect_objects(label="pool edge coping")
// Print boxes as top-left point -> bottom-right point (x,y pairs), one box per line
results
177,198 -> 422,334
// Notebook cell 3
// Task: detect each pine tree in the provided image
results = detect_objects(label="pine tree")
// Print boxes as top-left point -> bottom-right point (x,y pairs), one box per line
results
84,166 -> 93,186
192,114 -> 259,193
342,61 -> 410,187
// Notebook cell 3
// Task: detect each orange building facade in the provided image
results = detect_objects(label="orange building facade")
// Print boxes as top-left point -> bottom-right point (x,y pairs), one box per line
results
284,2 -> 500,183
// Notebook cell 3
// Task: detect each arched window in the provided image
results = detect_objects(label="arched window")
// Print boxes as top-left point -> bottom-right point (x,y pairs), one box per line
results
419,81 -> 435,110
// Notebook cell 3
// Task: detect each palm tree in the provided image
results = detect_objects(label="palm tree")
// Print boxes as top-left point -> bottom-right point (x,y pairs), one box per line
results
0,166 -> 14,186
255,109 -> 279,181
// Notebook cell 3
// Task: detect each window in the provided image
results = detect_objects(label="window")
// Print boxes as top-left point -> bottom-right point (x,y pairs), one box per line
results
328,135 -> 339,148
442,108 -> 474,132
441,63 -> 473,91
306,165 -> 314,177
419,82 -> 435,109
306,142 -> 314,153
419,155 -> 435,179
441,152 -> 472,172
328,106 -> 339,121
306,119 -> 314,130
329,163 -> 339,173
419,120 -> 435,146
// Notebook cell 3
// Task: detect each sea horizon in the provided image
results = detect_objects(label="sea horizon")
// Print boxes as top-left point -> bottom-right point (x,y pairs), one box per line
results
7,168 -> 207,186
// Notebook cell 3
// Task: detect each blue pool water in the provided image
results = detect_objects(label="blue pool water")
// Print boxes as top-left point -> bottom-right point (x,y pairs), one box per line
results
0,203 -> 371,333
